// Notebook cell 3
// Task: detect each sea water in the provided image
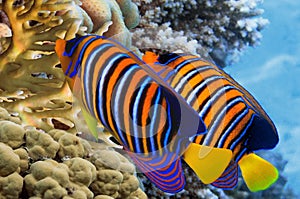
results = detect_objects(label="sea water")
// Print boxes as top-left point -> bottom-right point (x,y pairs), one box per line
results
226,0 -> 300,196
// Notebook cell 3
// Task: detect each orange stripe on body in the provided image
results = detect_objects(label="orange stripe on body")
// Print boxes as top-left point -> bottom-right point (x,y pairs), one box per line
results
156,98 -> 167,156
95,46 -> 121,132
167,55 -> 199,70
207,90 -> 245,147
214,64 -> 275,130
78,38 -> 114,123
190,73 -> 225,111
108,57 -> 136,142
222,107 -> 253,149
123,69 -> 148,152
203,86 -> 242,129
140,83 -> 159,154
193,102 -> 247,145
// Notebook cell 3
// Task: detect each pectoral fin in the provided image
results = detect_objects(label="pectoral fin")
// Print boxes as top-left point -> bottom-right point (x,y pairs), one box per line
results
238,153 -> 279,192
183,143 -> 232,184
81,107 -> 99,139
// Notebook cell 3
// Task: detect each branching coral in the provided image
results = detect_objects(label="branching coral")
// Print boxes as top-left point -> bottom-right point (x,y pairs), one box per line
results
132,0 -> 269,67
0,0 -> 140,135
0,0 -> 85,92
0,0 -> 86,133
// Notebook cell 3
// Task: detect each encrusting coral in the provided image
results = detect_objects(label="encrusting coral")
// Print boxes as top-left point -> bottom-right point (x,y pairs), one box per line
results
0,0 -> 86,134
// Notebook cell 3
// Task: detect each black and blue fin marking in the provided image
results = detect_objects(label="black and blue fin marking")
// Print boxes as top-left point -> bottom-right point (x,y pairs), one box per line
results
211,161 -> 238,189
128,152 -> 186,193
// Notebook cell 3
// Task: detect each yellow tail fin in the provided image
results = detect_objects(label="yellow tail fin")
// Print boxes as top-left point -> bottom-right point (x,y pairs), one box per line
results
238,153 -> 279,192
183,143 -> 232,184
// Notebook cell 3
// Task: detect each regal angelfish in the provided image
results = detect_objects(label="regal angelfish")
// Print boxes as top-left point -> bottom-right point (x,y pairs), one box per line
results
143,51 -> 279,192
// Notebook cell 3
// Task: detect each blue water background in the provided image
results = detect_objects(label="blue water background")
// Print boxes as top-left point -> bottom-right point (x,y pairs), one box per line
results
225,0 -> 300,195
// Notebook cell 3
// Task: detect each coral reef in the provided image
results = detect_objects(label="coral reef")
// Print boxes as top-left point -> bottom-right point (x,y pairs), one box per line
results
132,0 -> 269,67
0,106 -> 147,198
0,0 -> 294,198
24,158 -> 96,198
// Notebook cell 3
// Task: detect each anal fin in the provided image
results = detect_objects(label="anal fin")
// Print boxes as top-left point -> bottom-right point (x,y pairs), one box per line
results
128,152 -> 186,194
211,161 -> 238,189
183,143 -> 232,184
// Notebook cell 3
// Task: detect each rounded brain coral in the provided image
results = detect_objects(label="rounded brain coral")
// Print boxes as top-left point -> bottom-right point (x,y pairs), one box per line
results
24,157 -> 98,199
0,172 -> 23,199
25,129 -> 60,160
0,120 -> 25,149
64,157 -> 97,186
0,142 -> 20,176
0,114 -> 148,198
58,133 -> 86,159
0,143 -> 23,198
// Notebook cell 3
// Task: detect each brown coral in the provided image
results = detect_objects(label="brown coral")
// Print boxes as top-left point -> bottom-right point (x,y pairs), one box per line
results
0,0 -> 140,136
0,111 -> 148,198
0,120 -> 25,148
0,0 -> 83,92
0,0 -> 85,133
0,143 -> 23,198
24,158 -> 95,199
25,128 -> 60,160
89,149 -> 146,199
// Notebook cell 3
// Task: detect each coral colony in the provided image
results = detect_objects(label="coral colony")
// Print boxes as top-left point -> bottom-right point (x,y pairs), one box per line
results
0,0 -> 293,198
132,0 -> 269,67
